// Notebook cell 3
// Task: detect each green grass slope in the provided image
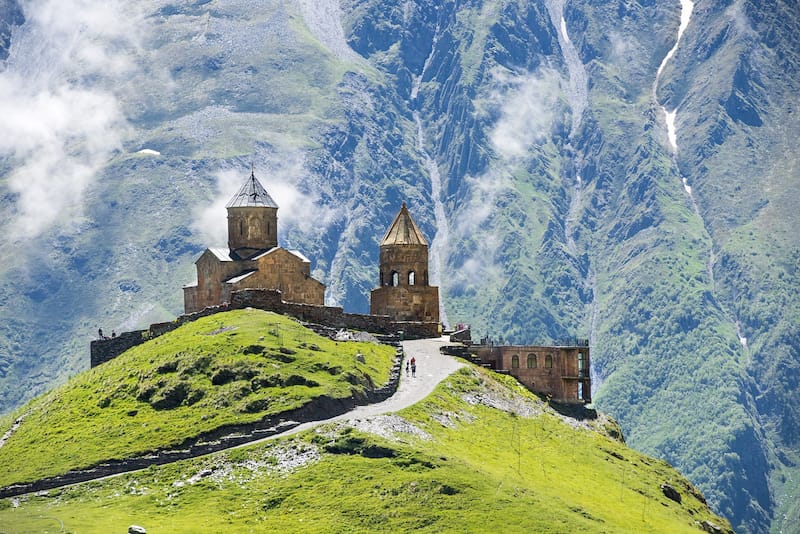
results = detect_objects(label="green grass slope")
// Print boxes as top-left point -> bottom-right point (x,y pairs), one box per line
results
0,366 -> 730,533
0,309 -> 395,487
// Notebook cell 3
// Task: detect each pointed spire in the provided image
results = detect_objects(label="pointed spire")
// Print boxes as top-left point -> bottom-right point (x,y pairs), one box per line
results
380,202 -> 428,246
226,168 -> 279,208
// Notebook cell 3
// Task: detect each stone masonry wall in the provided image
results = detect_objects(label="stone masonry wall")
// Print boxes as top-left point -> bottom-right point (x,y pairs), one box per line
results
91,289 -> 439,367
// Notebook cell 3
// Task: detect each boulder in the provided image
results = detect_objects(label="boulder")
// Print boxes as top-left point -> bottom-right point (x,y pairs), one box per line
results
660,483 -> 682,504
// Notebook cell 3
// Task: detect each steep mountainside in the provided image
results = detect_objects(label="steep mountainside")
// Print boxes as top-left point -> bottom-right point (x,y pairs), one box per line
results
0,332 -> 731,532
0,1 -> 797,532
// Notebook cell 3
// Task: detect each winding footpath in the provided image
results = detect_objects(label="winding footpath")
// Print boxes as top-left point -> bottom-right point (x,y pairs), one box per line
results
7,337 -> 464,496
259,336 -> 465,440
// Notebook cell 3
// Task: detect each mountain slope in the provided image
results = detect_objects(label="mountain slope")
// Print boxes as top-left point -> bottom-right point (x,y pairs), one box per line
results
0,1 -> 797,532
0,363 -> 731,533
0,308 -> 395,488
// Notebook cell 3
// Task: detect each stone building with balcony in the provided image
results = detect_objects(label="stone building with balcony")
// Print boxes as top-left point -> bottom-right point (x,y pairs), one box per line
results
455,336 -> 591,403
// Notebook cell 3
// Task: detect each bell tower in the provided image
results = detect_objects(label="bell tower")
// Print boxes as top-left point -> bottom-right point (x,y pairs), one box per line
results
370,203 -> 440,324
226,169 -> 278,259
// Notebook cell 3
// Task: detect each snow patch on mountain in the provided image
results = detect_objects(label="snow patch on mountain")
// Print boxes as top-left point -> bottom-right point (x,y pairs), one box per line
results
655,0 -> 694,153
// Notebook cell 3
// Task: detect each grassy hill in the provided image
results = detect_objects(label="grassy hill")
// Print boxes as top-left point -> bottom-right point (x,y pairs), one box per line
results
0,363 -> 730,533
0,309 -> 395,487
2,1 -> 797,530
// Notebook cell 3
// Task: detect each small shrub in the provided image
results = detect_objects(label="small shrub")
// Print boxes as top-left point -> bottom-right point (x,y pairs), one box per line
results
230,383 -> 252,400
284,375 -> 320,387
251,375 -> 283,389
186,389 -> 205,406
438,484 -> 460,495
179,355 -> 212,376
311,362 -> 342,375
211,368 -> 237,386
342,372 -> 363,386
242,398 -> 270,413
136,385 -> 156,402
156,361 -> 178,374
324,435 -> 396,458
268,351 -> 296,363
150,381 -> 190,410
212,364 -> 259,385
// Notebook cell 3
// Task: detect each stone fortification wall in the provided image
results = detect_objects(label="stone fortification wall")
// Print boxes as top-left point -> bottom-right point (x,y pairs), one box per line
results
90,330 -> 148,367
91,289 -> 438,367
229,289 -> 438,338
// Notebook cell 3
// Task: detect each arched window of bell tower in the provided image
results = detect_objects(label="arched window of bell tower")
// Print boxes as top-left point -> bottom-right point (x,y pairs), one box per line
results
408,271 -> 416,285
391,271 -> 399,287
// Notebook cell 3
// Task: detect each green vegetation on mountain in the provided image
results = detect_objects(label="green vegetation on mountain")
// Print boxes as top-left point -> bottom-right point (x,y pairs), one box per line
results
0,309 -> 394,487
0,0 -> 798,532
0,366 -> 730,533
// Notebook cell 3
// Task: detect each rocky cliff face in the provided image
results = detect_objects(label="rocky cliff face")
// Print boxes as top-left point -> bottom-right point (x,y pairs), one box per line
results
0,0 -> 22,64
0,1 -> 797,532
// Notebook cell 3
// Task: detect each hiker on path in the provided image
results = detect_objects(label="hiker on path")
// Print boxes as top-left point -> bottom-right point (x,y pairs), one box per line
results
405,361 -> 410,376
410,356 -> 417,378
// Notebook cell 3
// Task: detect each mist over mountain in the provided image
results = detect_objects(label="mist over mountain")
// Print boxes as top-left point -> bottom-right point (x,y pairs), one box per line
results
0,1 -> 797,532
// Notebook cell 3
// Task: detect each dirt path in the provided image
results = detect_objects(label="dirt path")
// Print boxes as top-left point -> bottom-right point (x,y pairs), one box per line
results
241,335 -> 465,441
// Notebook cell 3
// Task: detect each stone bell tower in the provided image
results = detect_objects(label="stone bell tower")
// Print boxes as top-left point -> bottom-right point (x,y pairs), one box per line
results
226,169 -> 278,259
370,203 -> 440,324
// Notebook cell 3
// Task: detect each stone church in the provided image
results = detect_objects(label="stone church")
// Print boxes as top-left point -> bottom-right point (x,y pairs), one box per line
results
370,203 -> 440,324
183,171 -> 325,313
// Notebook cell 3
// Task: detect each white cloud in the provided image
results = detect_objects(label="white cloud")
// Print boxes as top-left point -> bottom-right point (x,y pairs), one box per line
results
608,32 -> 634,66
446,67 -> 564,290
191,152 -> 337,248
447,169 -> 513,290
725,1 -> 755,38
487,67 -> 563,160
190,168 -> 243,247
0,0 -> 145,239
262,153 -> 337,237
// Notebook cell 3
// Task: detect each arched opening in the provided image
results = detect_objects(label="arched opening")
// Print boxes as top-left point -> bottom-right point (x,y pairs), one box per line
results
545,354 -> 553,369
408,271 -> 416,285
578,352 -> 585,377
380,271 -> 384,286
527,353 -> 537,368
511,354 -> 519,369
391,271 -> 399,286
239,220 -> 244,236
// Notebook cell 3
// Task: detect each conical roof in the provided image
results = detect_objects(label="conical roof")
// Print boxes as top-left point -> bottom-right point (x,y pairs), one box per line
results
380,202 -> 428,246
226,170 -> 278,208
